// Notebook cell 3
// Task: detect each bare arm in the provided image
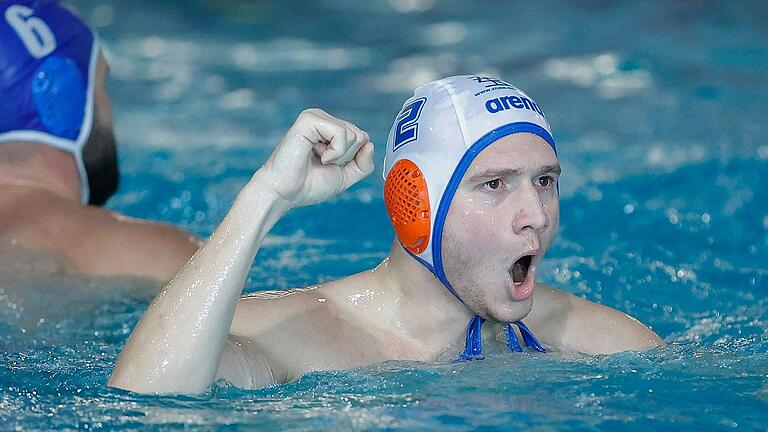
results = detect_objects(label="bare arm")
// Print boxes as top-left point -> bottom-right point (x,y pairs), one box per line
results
108,109 -> 374,394
527,284 -> 665,354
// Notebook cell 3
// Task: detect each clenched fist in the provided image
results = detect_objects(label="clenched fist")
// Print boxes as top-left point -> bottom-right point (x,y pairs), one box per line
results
259,109 -> 375,209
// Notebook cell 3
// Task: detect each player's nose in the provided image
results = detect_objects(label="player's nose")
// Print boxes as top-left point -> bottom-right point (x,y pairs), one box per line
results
512,184 -> 548,235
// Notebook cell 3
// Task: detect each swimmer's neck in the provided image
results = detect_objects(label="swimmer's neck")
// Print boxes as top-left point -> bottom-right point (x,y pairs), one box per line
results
367,240 -> 477,358
0,142 -> 82,203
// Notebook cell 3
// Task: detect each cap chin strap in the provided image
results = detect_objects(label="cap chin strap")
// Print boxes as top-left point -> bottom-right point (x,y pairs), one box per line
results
404,243 -> 546,360
458,315 -> 546,361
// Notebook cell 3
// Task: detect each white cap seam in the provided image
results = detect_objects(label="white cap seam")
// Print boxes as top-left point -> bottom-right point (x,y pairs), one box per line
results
434,77 -> 470,150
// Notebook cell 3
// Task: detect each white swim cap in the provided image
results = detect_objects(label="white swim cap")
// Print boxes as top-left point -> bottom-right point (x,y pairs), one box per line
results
383,75 -> 557,299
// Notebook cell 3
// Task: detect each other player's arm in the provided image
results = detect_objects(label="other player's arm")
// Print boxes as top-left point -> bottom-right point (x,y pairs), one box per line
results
108,109 -> 374,394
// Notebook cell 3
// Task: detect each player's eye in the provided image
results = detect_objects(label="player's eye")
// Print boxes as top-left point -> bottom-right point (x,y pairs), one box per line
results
538,176 -> 553,188
484,179 -> 501,190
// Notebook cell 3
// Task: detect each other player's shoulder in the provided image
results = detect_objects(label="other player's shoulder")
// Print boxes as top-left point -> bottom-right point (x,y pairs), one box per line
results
0,187 -> 199,280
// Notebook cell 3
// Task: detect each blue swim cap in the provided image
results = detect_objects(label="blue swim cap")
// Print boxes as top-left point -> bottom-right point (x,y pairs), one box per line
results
0,0 -> 98,204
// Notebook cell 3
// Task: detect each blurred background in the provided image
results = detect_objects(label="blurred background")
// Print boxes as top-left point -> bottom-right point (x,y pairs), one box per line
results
1,1 -> 766,429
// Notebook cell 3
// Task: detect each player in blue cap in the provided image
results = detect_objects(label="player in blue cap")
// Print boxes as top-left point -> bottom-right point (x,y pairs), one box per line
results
0,0 -> 199,281
110,76 -> 664,395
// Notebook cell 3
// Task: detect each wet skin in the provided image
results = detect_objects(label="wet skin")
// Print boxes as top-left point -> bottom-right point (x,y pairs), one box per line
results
443,132 -> 560,323
109,111 -> 664,395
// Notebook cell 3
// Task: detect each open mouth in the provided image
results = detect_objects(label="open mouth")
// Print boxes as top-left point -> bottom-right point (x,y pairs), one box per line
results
511,255 -> 533,285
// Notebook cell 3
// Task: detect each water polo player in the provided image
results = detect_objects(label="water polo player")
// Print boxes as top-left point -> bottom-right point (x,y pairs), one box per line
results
110,75 -> 664,394
0,0 -> 198,281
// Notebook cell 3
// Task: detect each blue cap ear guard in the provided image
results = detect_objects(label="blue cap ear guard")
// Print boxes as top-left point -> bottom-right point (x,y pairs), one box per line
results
32,55 -> 87,139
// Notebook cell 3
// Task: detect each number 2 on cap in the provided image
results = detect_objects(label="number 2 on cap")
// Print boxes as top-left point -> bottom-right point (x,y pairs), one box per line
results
393,97 -> 426,150
5,5 -> 57,58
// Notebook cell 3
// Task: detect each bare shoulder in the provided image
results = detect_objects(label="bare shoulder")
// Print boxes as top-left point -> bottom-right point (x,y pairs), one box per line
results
527,284 -> 665,354
227,274 -> 395,382
3,189 -> 199,281
230,283 -> 357,343
229,270 -> 377,336
60,206 -> 200,281
218,287 -> 326,384
232,286 -> 328,331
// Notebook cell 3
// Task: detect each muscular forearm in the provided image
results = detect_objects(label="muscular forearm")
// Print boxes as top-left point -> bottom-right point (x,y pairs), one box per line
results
108,169 -> 289,394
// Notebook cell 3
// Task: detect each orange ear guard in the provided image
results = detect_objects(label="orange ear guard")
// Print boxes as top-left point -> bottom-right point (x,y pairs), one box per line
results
384,159 -> 431,254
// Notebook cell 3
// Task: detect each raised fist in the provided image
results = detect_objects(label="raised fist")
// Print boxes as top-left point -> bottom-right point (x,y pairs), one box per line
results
260,109 -> 375,209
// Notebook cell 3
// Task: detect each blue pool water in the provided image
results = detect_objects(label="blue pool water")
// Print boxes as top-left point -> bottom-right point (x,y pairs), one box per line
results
2,0 -> 768,429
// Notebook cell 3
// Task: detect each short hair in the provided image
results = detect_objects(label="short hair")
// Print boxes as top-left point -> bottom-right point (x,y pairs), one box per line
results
82,117 -> 119,206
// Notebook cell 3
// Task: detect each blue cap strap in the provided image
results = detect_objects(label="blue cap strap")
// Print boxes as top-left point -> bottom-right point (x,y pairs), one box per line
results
515,321 -> 546,353
458,314 -> 485,361
457,317 -> 545,361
